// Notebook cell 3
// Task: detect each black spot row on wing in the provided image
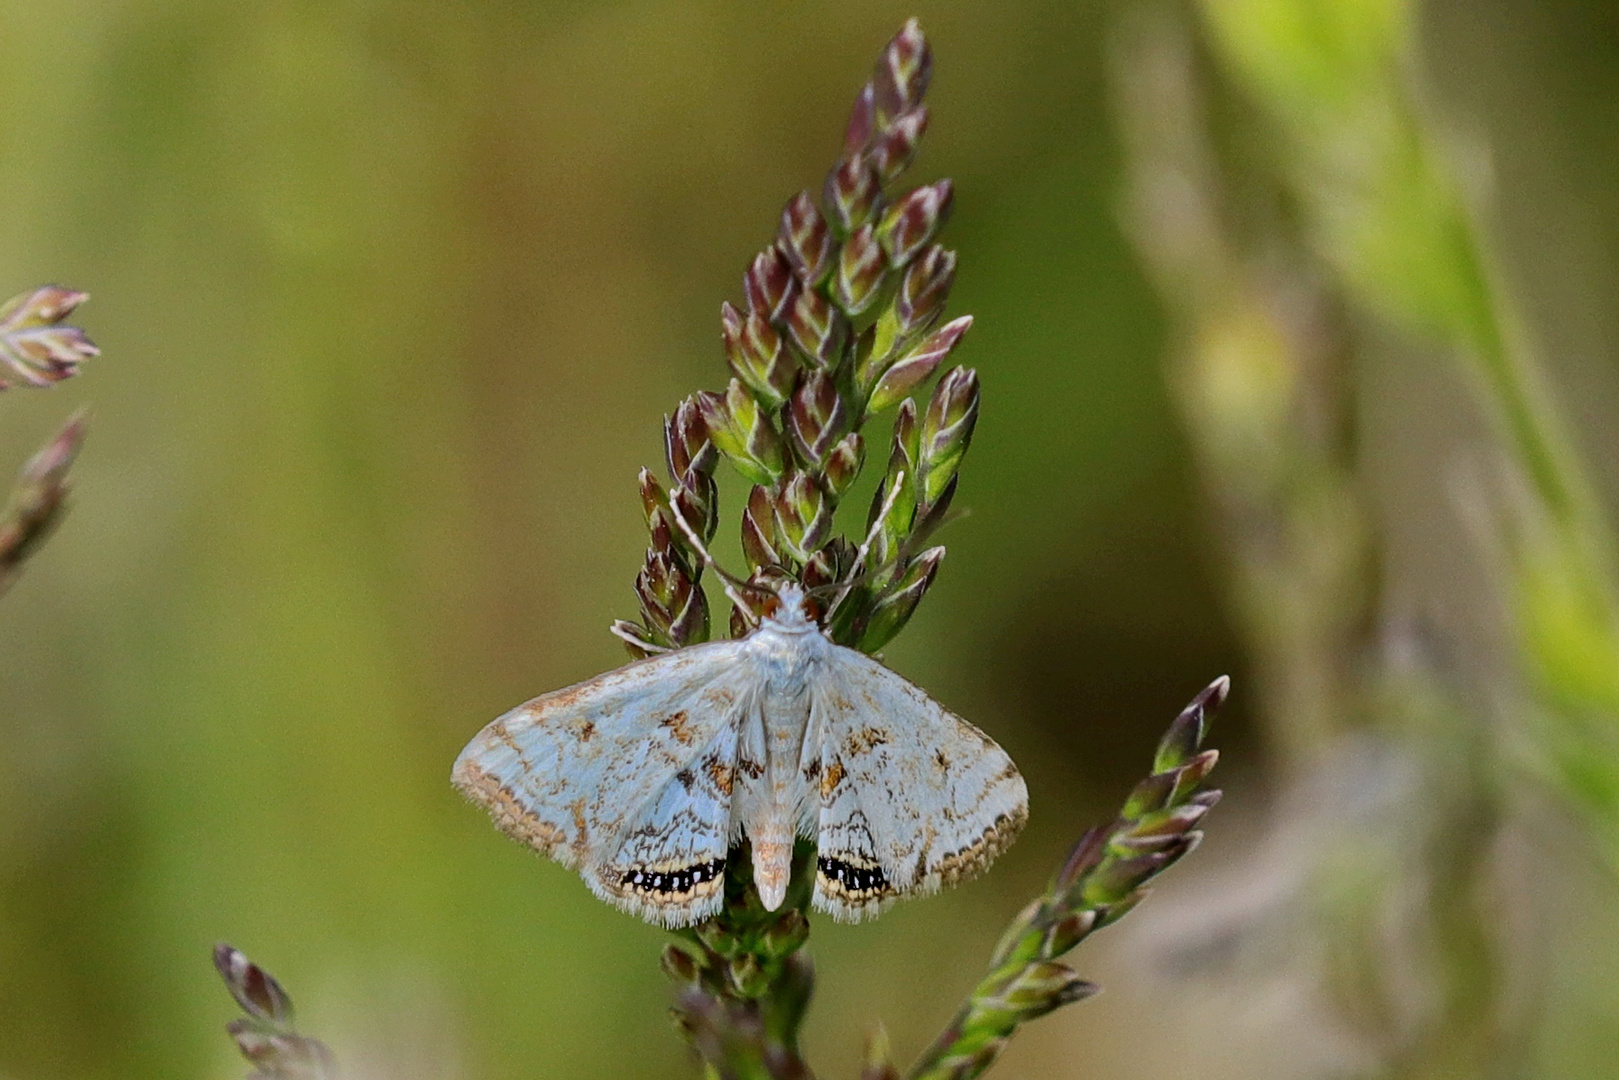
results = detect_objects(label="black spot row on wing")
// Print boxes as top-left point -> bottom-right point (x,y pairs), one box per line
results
622,857 -> 726,896
817,855 -> 889,895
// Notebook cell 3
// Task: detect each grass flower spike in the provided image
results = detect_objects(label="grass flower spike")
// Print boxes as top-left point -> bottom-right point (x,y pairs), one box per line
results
437,20 -> 1226,1080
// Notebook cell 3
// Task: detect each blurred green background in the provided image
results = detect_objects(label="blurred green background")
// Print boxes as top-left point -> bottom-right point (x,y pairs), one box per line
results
1,1 -> 1617,1078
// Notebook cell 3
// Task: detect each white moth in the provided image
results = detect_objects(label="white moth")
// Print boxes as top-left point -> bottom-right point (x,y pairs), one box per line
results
452,582 -> 1027,928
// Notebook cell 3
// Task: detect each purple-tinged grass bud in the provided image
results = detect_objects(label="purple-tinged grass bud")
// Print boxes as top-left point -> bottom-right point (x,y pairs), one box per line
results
862,246 -> 956,392
784,288 -> 850,370
761,908 -> 810,959
0,327 -> 100,389
1082,879 -> 1143,922
1083,852 -> 1173,907
646,513 -> 682,571
803,537 -> 855,590
844,80 -> 877,156
785,368 -> 848,469
1111,831 -> 1199,858
1129,799 -> 1213,838
867,399 -> 920,568
640,469 -> 711,571
1002,962 -> 1097,1019
911,475 -> 957,548
775,472 -> 833,563
872,18 -> 932,122
0,285 -> 88,326
954,1045 -> 1003,1077
645,508 -> 699,590
1092,890 -> 1148,930
862,1025 -> 899,1080
988,897 -> 1047,967
778,192 -> 835,287
884,396 -> 920,478
635,547 -> 678,622
672,479 -> 718,544
669,988 -> 712,1048
741,484 -> 785,570
1041,909 -> 1099,957
0,410 -> 87,588
660,942 -> 702,985
1122,770 -> 1176,819
851,323 -> 881,396
857,546 -> 943,652
227,1022 -> 336,1077
1169,749 -> 1220,804
802,551 -> 835,590
0,285 -> 97,389
743,247 -> 797,324
867,315 -> 972,413
664,396 -> 717,484
870,105 -> 929,183
293,1037 -> 339,1078
823,432 -> 865,498
722,302 -> 795,410
878,180 -> 953,269
214,944 -> 296,1027
824,155 -> 884,234
226,1020 -> 280,1063
1051,826 -> 1110,897
727,951 -> 769,998
696,381 -> 785,487
917,365 -> 979,508
894,244 -> 956,336
1154,675 -> 1227,772
612,619 -> 661,659
833,224 -> 888,316
694,915 -> 745,959
638,467 -> 672,528
729,598 -> 757,640
636,547 -> 710,647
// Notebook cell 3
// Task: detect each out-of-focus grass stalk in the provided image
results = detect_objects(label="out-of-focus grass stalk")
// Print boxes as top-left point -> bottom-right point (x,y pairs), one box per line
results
1368,655 -> 1508,1079
214,944 -> 337,1079
1112,4 -> 1371,774
1113,6 -> 1514,1076
1195,0 -> 1619,860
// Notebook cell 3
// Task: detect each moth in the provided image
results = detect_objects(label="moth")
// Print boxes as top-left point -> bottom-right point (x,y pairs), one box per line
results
452,581 -> 1027,927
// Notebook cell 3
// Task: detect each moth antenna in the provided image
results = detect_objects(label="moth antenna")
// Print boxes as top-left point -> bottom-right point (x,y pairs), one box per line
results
823,470 -> 906,622
669,503 -> 767,616
609,620 -> 671,654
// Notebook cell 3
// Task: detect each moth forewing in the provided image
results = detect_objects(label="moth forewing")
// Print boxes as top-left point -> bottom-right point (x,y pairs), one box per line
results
585,721 -> 740,927
451,641 -> 754,926
808,647 -> 1028,923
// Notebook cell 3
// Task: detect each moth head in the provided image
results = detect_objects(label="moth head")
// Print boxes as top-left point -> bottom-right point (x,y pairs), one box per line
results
739,572 -> 823,633
762,581 -> 820,629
